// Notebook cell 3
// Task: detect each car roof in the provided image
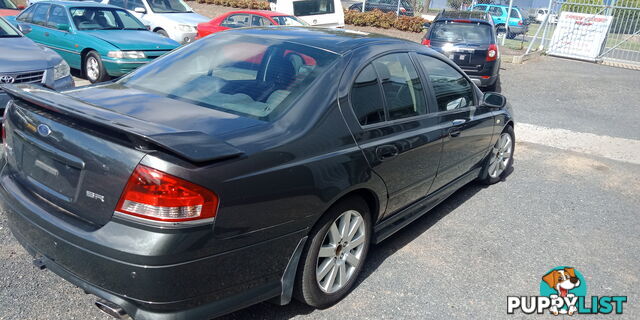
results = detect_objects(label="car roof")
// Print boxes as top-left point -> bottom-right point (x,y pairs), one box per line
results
434,10 -> 492,24
34,1 -> 119,8
225,10 -> 294,17
219,27 -> 416,55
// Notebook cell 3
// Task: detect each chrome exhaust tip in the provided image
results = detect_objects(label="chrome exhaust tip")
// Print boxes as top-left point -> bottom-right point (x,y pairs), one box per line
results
95,299 -> 128,319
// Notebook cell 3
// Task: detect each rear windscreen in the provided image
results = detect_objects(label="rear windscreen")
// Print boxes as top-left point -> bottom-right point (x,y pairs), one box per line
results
430,22 -> 492,44
294,0 -> 335,16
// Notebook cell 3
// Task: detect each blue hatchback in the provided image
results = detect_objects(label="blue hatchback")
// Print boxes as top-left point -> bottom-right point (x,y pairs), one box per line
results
470,4 -> 529,39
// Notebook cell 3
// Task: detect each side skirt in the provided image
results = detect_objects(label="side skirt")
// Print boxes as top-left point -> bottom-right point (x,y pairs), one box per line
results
373,167 -> 481,244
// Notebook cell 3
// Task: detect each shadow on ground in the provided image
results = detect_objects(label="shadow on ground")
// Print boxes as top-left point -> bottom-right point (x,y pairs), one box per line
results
217,167 -> 515,319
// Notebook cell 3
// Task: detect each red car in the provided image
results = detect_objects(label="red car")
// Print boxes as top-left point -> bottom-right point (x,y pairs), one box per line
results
0,0 -> 23,17
196,10 -> 307,39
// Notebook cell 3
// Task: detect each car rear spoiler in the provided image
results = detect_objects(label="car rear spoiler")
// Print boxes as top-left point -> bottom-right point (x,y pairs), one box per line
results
2,84 -> 244,163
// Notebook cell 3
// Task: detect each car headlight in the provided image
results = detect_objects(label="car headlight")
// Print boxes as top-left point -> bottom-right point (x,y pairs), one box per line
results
174,24 -> 194,32
53,60 -> 70,81
107,51 -> 146,59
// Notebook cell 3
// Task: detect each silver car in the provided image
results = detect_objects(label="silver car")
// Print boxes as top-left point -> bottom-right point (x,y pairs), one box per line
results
0,17 -> 74,119
102,0 -> 208,44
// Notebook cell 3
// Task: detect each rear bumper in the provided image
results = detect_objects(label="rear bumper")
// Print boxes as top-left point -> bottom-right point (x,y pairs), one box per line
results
469,74 -> 498,87
0,165 -> 305,318
507,25 -> 528,34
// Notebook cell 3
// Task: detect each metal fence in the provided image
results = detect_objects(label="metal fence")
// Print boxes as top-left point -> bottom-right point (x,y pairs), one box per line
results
525,0 -> 640,66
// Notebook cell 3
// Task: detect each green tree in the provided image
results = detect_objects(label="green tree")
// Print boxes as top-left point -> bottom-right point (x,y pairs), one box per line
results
447,0 -> 471,9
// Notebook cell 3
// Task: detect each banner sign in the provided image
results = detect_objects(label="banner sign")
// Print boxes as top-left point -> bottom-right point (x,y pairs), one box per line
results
548,12 -> 613,61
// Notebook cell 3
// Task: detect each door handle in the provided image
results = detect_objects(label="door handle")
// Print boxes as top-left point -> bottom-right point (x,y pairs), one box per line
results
449,119 -> 467,137
375,145 -> 399,161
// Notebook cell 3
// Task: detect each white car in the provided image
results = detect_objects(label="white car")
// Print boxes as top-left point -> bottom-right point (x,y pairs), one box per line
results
274,0 -> 344,28
102,0 -> 209,44
535,8 -> 558,24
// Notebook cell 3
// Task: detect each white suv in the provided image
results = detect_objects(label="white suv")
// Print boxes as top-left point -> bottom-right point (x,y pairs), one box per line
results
102,0 -> 209,44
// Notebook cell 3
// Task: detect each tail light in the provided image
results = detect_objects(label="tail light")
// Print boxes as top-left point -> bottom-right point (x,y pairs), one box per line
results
116,165 -> 218,223
421,39 -> 431,46
487,43 -> 498,62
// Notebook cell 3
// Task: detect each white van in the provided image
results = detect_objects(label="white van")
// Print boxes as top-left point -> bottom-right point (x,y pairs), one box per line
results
275,0 -> 344,28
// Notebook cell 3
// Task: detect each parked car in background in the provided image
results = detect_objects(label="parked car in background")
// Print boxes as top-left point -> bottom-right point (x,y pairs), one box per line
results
275,0 -> 344,27
422,10 -> 500,91
348,0 -> 414,16
0,0 -> 23,16
27,0 -> 102,7
102,0 -> 208,44
1,15 -> 73,117
470,4 -> 528,39
535,7 -> 557,24
1,26 -> 514,320
196,10 -> 307,39
9,1 -> 179,83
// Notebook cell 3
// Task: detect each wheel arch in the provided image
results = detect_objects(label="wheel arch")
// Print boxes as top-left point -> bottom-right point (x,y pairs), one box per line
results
79,48 -> 96,73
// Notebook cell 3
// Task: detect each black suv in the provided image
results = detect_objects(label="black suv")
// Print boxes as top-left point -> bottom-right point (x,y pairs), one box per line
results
422,10 -> 500,91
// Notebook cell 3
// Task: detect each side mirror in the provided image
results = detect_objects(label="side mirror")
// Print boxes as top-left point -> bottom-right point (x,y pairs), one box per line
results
482,92 -> 507,109
17,5 -> 25,9
17,24 -> 32,34
56,23 -> 70,31
134,7 -> 147,14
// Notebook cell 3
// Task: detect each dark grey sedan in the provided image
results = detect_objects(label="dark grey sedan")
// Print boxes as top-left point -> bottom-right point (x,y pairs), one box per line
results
0,16 -> 74,119
0,27 -> 514,319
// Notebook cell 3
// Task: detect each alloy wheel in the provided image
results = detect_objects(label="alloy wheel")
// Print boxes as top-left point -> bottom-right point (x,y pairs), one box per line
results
86,57 -> 99,82
315,210 -> 366,294
488,132 -> 513,178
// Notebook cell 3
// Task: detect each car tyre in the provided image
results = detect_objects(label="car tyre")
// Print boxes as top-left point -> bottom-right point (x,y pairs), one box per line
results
294,197 -> 372,308
84,51 -> 108,83
480,125 -> 514,184
506,32 -> 517,39
155,29 -> 169,37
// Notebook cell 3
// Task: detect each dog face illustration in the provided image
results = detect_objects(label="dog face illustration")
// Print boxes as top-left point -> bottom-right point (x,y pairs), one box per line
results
542,268 -> 581,297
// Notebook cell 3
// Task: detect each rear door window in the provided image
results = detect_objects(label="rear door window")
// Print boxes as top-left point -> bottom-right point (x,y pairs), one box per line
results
251,15 -> 273,26
46,5 -> 69,28
31,3 -> 51,26
221,13 -> 251,28
293,0 -> 335,16
417,55 -> 474,112
351,64 -> 386,126
510,9 -> 521,19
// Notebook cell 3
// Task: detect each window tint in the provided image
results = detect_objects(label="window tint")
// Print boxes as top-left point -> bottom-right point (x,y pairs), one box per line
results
417,55 -> 474,112
489,7 -> 502,16
221,13 -> 250,28
372,53 -> 426,120
509,9 -> 521,18
125,0 -> 144,10
31,4 -> 51,26
430,21 -> 492,44
293,0 -> 335,16
120,34 -> 338,121
17,5 -> 36,22
351,64 -> 385,126
47,6 -> 69,28
110,0 -> 125,8
251,15 -> 273,26
271,15 -> 307,26
0,0 -> 17,9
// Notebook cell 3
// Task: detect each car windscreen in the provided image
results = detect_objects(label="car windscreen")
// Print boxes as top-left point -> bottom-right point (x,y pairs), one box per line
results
272,15 -> 308,26
0,0 -> 17,9
147,0 -> 192,13
0,17 -> 19,37
294,0 -> 335,16
430,21 -> 492,44
70,7 -> 147,30
118,33 -> 339,121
